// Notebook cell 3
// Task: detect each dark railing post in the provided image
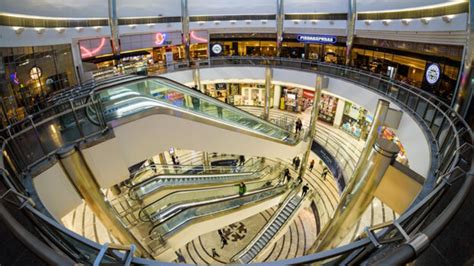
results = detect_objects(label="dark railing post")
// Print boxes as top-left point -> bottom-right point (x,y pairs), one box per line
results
69,99 -> 84,138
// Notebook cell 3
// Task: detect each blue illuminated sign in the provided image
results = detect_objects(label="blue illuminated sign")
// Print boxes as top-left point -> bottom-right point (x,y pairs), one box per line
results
296,34 -> 337,44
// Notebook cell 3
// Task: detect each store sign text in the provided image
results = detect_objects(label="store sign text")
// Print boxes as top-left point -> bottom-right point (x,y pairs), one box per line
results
296,34 -> 337,44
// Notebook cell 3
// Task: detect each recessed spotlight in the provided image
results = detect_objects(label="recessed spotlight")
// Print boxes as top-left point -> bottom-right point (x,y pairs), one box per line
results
382,20 -> 391,26
55,27 -> 65,33
75,27 -> 83,32
421,17 -> 431,25
214,20 -> 221,25
129,24 -> 136,29
261,19 -> 267,24
230,20 -> 237,25
442,15 -> 454,23
401,19 -> 411,25
329,20 -> 334,25
293,20 -> 300,25
93,26 -> 101,31
147,23 -> 155,28
245,20 -> 252,24
364,20 -> 372,25
198,21 -> 205,25
35,27 -> 45,34
311,20 -> 318,25
12,26 -> 24,34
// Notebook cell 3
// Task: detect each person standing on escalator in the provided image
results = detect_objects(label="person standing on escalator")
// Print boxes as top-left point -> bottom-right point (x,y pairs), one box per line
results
217,105 -> 223,118
239,155 -> 246,166
238,182 -> 247,196
191,96 -> 200,111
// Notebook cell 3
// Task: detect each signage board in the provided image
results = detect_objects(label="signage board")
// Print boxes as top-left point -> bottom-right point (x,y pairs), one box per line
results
425,63 -> 441,85
296,34 -> 337,44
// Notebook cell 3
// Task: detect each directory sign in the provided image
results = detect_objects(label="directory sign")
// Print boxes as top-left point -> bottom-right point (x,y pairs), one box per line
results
296,34 -> 337,44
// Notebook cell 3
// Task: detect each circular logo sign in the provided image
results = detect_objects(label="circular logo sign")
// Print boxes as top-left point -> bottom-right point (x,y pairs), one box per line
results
211,43 -> 223,55
425,63 -> 441,85
30,66 -> 42,80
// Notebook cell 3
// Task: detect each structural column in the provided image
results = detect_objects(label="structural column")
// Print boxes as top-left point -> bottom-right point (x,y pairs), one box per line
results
263,67 -> 273,120
452,0 -> 474,117
308,99 -> 391,252
276,0 -> 284,57
298,76 -> 322,179
202,152 -> 210,166
181,0 -> 191,62
345,0 -> 356,65
57,146 -> 149,256
108,0 -> 121,64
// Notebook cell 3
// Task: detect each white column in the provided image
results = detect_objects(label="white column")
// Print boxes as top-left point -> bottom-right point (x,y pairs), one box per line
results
273,85 -> 281,108
333,98 -> 346,128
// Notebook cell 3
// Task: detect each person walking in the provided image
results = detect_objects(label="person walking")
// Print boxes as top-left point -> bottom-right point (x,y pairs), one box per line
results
175,251 -> 185,263
292,157 -> 297,168
286,172 -> 292,184
239,155 -> 246,166
321,167 -> 329,181
309,159 -> 315,172
301,183 -> 309,197
211,248 -> 220,258
175,156 -> 180,165
294,156 -> 301,171
218,229 -> 228,249
171,154 -> 177,165
238,182 -> 247,196
297,174 -> 303,184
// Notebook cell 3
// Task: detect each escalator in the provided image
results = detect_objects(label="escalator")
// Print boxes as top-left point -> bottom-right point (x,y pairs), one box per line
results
128,165 -> 268,201
145,183 -> 290,257
137,170 -> 280,224
232,185 -> 310,264
91,76 -> 300,144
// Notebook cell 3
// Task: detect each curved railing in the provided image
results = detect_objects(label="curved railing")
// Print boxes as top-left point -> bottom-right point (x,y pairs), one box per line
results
0,56 -> 472,264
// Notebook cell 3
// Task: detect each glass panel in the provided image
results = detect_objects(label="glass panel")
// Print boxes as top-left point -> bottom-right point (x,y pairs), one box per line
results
97,78 -> 295,143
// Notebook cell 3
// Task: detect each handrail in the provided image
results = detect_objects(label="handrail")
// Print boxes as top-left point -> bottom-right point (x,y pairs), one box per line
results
0,56 -> 471,265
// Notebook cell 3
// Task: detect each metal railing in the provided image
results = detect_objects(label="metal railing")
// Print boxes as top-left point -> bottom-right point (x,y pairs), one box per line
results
0,56 -> 471,264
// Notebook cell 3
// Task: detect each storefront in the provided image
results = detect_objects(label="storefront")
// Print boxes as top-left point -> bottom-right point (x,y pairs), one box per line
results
0,44 -> 77,124
340,101 -> 371,140
282,34 -> 347,63
83,30 -> 209,79
209,33 -> 277,57
351,38 -> 462,103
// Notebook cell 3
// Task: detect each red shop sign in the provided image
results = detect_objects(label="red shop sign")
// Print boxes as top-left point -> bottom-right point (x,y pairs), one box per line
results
303,90 -> 315,99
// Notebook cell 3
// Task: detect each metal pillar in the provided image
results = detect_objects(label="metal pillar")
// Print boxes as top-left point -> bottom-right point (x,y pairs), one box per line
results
311,138 -> 399,252
108,0 -> 120,64
159,153 -> 169,174
345,0 -> 356,65
181,0 -> 190,62
57,146 -> 149,257
193,62 -> 203,92
309,99 -> 391,252
452,0 -> 474,117
276,0 -> 284,57
298,76 -> 323,179
263,67 -> 273,120
202,152 -> 210,166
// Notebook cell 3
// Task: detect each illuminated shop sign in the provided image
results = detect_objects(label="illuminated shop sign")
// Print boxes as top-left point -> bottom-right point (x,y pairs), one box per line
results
296,34 -> 337,44
190,30 -> 208,44
155,32 -> 167,45
79,37 -> 112,59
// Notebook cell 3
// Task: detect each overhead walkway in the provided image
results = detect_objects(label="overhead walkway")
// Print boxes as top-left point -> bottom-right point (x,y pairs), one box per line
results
232,184 -> 310,264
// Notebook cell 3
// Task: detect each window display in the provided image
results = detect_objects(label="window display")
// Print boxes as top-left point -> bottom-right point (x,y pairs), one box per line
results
341,101 -> 370,139
318,94 -> 338,124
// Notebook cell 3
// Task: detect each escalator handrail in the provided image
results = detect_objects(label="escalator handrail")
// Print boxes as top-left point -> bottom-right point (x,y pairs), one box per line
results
147,184 -> 289,241
138,171 -> 280,223
231,183 -> 307,263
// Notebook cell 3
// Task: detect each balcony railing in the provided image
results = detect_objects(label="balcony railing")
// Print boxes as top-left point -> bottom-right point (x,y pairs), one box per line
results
0,56 -> 472,265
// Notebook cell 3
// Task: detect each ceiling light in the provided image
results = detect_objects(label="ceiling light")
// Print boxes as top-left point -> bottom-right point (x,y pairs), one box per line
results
401,19 -> 411,25
75,27 -> 83,32
442,15 -> 454,23
421,17 -> 431,24
35,27 -> 45,34
364,20 -> 372,25
311,20 -> 318,25
93,26 -> 101,31
293,20 -> 300,24
147,23 -> 155,27
329,21 -> 334,25
129,24 -> 137,29
55,27 -> 65,33
214,20 -> 221,25
230,20 -> 237,25
261,19 -> 267,24
12,26 -> 24,34
245,20 -> 252,24
382,20 -> 391,26
198,21 -> 205,25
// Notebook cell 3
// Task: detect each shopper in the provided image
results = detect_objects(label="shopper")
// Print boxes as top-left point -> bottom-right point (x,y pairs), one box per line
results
295,118 -> 303,134
171,154 -> 177,165
175,251 -> 185,263
218,229 -> 228,249
211,248 -> 220,258
217,105 -> 223,118
321,167 -> 329,181
175,156 -> 180,165
286,172 -> 292,184
309,159 -> 315,172
238,182 -> 247,196
294,156 -> 301,171
239,155 -> 246,166
191,96 -> 200,111
302,183 -> 309,197
292,157 -> 297,168
297,174 -> 303,184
